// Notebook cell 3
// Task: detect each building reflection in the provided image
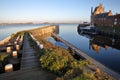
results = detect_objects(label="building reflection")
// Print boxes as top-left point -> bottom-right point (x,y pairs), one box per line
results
77,26 -> 120,53
91,43 -> 101,53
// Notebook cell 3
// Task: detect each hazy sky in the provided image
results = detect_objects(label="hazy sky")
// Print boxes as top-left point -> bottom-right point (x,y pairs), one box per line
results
0,0 -> 120,23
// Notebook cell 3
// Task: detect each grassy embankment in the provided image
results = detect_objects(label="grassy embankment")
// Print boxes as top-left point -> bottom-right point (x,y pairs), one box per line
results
28,31 -> 114,80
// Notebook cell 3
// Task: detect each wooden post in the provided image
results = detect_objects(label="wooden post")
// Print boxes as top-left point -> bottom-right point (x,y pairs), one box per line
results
19,36 -> 23,43
5,64 -> 13,72
16,45 -> 20,50
14,41 -> 17,44
12,51 -> 17,58
6,47 -> 11,53
95,68 -> 101,75
40,44 -> 43,49
16,36 -> 19,41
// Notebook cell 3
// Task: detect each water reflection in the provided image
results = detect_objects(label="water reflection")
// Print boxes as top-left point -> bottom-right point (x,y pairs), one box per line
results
77,26 -> 120,53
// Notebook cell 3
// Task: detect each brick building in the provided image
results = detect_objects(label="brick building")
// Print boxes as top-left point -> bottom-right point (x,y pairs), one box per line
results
91,4 -> 120,27
114,14 -> 120,26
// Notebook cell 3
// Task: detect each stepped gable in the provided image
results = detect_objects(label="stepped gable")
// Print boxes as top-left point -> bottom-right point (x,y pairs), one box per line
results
93,4 -> 104,15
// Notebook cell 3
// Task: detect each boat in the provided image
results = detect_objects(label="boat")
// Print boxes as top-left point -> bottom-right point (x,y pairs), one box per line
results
78,25 -> 98,35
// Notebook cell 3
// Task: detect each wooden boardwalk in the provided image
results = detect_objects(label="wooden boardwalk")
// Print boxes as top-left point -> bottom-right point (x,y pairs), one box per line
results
52,33 -> 120,80
0,33 -> 56,80
21,33 -> 40,70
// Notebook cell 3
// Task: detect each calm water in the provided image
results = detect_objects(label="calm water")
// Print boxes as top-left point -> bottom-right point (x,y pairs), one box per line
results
58,24 -> 120,74
0,24 -> 48,41
0,24 -> 120,74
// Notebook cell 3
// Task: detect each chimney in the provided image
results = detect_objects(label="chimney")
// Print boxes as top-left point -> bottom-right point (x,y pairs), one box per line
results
109,10 -> 112,13
108,10 -> 112,16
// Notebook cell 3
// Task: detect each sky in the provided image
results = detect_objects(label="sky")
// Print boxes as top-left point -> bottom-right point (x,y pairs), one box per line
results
0,0 -> 120,23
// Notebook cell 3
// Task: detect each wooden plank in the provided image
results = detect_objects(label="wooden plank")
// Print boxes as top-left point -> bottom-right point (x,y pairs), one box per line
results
21,33 -> 40,70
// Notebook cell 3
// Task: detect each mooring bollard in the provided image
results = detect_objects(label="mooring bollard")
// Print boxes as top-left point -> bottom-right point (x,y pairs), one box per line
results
12,51 -> 17,58
5,64 -> 13,72
6,47 -> 11,53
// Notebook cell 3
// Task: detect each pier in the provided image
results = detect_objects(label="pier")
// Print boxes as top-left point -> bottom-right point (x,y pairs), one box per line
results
0,33 -> 56,80
0,33 -> 41,80
52,33 -> 120,80
0,26 -> 58,80
21,33 -> 40,70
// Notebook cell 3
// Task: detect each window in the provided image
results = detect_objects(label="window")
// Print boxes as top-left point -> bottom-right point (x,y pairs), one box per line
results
115,18 -> 117,21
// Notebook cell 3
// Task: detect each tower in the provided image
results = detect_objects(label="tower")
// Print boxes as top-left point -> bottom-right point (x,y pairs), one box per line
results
91,7 -> 94,26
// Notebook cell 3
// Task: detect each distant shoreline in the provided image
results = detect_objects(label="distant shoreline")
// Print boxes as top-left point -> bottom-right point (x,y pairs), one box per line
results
0,23 -> 33,26
0,23 -> 80,26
